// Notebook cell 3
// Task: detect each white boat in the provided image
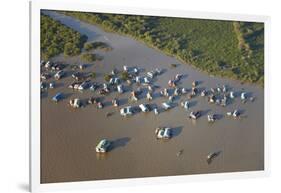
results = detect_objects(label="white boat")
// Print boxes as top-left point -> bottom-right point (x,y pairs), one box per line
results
154,108 -> 159,115
97,102 -> 104,109
96,139 -> 111,153
117,84 -> 124,93
201,90 -> 206,97
189,111 -> 201,120
155,127 -> 172,139
69,98 -> 82,108
123,65 -> 128,72
241,92 -> 246,100
78,81 -> 90,90
146,92 -> 153,100
207,114 -> 215,122
181,101 -> 189,110
162,101 -> 172,110
143,77 -> 150,84
233,110 -> 240,117
120,106 -> 133,116
230,91 -> 235,99
54,70 -> 65,80
139,104 -> 150,112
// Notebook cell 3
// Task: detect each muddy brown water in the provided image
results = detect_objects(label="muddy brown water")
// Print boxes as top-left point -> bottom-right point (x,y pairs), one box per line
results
40,10 -> 264,183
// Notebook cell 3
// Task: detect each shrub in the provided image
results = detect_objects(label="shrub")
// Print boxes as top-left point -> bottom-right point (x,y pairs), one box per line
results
80,53 -> 97,62
104,74 -> 113,82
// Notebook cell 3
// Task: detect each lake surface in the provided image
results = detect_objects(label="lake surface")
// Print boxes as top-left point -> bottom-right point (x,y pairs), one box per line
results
41,10 -> 264,183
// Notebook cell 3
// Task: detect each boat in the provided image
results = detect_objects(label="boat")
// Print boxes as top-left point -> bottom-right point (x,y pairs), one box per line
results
112,98 -> 119,107
97,102 -> 104,109
233,109 -> 240,117
146,92 -> 153,100
117,84 -> 124,93
207,114 -> 215,122
49,82 -> 55,89
192,81 -> 197,87
189,111 -> 201,120
155,127 -> 172,139
201,90 -> 206,97
230,91 -> 235,99
162,101 -> 172,110
88,97 -> 99,104
139,104 -> 150,112
207,151 -> 221,164
54,70 -> 65,80
96,139 -> 111,153
89,83 -> 99,91
78,81 -> 90,90
181,101 -> 189,110
52,92 -> 63,102
154,108 -> 159,115
241,92 -> 247,100
120,106 -> 133,116
69,98 -> 82,108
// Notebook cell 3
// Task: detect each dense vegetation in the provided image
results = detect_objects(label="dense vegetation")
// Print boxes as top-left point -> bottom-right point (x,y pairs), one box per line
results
80,53 -> 99,62
84,41 -> 112,51
61,11 -> 264,86
40,13 -> 87,60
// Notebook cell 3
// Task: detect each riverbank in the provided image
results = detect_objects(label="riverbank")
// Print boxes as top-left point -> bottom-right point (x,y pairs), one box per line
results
60,10 -> 264,87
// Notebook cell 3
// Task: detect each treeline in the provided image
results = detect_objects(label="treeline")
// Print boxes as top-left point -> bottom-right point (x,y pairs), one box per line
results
61,11 -> 264,86
40,13 -> 88,60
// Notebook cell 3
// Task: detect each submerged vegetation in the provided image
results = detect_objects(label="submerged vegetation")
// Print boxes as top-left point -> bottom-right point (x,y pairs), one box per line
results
61,11 -> 264,86
80,53 -> 98,62
84,41 -> 112,51
40,13 -> 87,60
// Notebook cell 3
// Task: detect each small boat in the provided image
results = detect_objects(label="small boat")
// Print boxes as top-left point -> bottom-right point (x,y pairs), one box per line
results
174,88 -> 181,96
175,74 -> 182,81
117,84 -> 124,93
176,149 -> 184,157
139,104 -> 150,112
192,81 -> 197,87
49,82 -> 55,89
52,92 -> 63,103
120,106 -> 133,116
96,139 -> 111,153
227,110 -> 240,118
207,114 -> 215,122
189,111 -> 201,120
154,108 -> 159,115
88,97 -> 99,104
89,83 -> 99,91
146,92 -> 153,100
201,90 -> 206,97
112,98 -> 119,107
181,88 -> 188,94
69,98 -> 82,108
222,85 -> 227,93
155,127 -> 172,139
250,96 -> 255,102
207,151 -> 221,164
226,111 -> 232,116
54,70 -> 65,80
230,91 -> 235,99
233,109 -> 240,117
181,101 -> 190,110
97,102 -> 104,109
241,92 -> 247,100
162,101 -> 172,110
168,95 -> 175,102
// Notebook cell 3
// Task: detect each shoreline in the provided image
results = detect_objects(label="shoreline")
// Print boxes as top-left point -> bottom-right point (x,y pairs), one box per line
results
59,10 -> 264,87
